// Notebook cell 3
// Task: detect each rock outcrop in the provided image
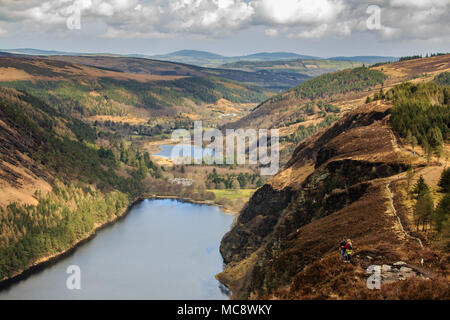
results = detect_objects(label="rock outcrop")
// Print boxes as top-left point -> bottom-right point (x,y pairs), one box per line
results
218,103 -> 447,299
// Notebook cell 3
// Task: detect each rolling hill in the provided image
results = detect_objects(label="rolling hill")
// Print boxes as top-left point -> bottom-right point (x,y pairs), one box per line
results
0,49 -> 400,91
0,55 -> 270,122
219,58 -> 363,77
150,50 -> 320,67
224,54 -> 450,164
47,55 -> 313,91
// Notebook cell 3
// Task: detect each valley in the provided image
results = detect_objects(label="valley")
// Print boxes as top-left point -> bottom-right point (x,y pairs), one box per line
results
0,52 -> 449,300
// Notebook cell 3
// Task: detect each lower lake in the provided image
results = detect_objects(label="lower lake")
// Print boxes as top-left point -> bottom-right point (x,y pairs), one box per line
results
0,199 -> 234,300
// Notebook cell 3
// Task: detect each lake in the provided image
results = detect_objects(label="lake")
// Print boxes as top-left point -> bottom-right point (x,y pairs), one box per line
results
153,144 -> 218,162
0,199 -> 234,300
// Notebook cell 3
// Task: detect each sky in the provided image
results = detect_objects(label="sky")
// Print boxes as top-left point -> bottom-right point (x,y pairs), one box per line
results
0,0 -> 449,57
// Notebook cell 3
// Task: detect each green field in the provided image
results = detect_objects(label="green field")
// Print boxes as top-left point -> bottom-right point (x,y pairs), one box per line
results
208,189 -> 256,201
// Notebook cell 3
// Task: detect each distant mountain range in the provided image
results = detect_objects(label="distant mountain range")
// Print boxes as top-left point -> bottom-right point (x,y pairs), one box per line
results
0,48 -> 398,67
1,48 -> 85,56
149,50 -> 397,67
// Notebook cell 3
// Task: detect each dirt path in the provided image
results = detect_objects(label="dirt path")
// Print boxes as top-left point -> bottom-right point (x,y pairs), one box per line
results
385,181 -> 423,248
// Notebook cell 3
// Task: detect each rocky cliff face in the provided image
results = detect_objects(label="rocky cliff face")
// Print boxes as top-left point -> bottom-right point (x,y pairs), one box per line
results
218,103 -> 448,299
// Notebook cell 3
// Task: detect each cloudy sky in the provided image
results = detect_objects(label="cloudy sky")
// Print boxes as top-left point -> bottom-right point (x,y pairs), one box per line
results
0,0 -> 449,57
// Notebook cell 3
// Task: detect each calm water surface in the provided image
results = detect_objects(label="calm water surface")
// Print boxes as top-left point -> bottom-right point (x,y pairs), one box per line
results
154,144 -> 217,161
0,199 -> 234,299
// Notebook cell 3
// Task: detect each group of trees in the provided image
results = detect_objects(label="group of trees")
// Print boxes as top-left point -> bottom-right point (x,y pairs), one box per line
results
365,88 -> 386,103
434,72 -> 450,87
94,118 -> 193,138
0,182 -> 129,279
399,53 -> 448,62
281,114 -> 340,145
411,169 -> 449,251
261,66 -> 386,107
388,81 -> 450,161
281,102 -> 339,128
290,66 -> 386,100
144,178 -> 216,202
206,169 -> 263,190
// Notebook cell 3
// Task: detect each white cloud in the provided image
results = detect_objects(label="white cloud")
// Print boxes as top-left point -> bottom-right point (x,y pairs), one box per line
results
289,24 -> 328,39
252,0 -> 345,25
0,0 -> 449,42
264,28 -> 278,37
390,0 -> 450,9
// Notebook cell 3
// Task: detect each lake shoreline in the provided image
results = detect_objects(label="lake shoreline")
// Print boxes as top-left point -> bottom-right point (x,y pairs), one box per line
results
0,197 -> 145,290
149,195 -> 239,215
0,195 -> 237,291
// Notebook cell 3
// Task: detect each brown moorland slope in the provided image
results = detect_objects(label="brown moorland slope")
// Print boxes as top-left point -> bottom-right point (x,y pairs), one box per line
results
218,101 -> 449,299
0,55 -> 269,124
0,88 -> 54,207
0,55 -> 189,82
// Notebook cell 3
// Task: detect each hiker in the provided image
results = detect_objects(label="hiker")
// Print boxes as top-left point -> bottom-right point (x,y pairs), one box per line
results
339,238 -> 347,261
344,239 -> 353,263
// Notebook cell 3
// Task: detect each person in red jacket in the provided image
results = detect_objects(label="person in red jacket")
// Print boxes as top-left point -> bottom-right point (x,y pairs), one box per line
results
339,238 -> 347,261
344,239 -> 353,263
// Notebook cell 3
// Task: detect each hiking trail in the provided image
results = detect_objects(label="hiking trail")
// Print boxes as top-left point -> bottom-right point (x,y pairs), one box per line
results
386,181 -> 424,248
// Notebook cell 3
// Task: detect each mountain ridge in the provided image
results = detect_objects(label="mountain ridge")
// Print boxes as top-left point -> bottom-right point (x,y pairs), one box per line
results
0,48 -> 397,66
217,55 -> 450,299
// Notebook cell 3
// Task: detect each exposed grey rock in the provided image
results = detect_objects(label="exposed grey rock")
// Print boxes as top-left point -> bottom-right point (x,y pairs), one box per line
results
399,266 -> 413,273
381,264 -> 392,272
368,263 -> 422,285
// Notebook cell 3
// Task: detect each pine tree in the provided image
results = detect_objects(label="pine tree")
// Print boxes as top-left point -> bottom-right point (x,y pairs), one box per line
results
411,136 -> 418,151
414,191 -> 434,231
412,176 -> 430,199
407,167 -> 414,195
434,193 -> 450,232
428,126 -> 443,149
438,168 -> 450,193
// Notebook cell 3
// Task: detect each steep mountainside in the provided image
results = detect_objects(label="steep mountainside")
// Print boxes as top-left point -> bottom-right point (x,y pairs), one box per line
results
218,78 -> 450,299
0,86 -> 155,280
